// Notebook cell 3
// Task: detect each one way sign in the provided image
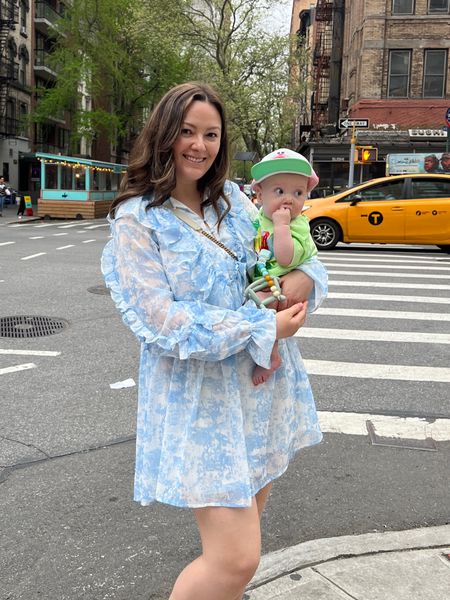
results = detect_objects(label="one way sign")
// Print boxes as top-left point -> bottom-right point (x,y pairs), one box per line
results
339,118 -> 369,129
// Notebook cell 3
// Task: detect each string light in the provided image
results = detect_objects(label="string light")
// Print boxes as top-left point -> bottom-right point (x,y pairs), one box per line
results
37,157 -> 127,174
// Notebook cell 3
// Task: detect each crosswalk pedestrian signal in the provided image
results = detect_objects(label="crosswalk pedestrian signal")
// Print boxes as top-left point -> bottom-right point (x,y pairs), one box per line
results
355,146 -> 378,163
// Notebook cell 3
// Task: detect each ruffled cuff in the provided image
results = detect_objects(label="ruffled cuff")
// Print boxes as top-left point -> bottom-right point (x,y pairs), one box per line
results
241,303 -> 276,369
297,256 -> 328,313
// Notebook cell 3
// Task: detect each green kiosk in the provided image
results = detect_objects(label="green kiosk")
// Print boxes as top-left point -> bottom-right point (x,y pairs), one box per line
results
37,153 -> 126,219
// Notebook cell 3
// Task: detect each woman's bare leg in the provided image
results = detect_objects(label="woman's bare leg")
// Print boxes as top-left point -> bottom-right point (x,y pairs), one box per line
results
230,482 -> 274,600
169,499 -> 261,600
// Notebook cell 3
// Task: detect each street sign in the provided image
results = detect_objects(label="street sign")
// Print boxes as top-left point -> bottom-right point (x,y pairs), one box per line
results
445,108 -> 450,127
339,118 -> 369,129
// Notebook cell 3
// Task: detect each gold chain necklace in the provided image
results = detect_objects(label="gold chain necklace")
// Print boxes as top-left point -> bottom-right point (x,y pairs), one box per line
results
166,206 -> 238,261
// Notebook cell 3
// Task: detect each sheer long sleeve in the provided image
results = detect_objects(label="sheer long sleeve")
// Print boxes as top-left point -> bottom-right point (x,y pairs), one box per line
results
102,215 -> 276,368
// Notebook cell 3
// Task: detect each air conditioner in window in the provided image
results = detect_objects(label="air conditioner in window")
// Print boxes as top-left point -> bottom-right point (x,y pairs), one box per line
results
20,26 -> 27,35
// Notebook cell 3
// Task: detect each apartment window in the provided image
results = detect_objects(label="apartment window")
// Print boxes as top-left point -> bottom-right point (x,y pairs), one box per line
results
20,0 -> 28,29
19,103 -> 28,136
423,49 -> 447,96
429,0 -> 449,12
388,50 -> 411,97
392,0 -> 414,13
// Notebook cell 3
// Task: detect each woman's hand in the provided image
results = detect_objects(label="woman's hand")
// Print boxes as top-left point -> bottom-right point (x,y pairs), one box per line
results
277,270 -> 313,309
275,301 -> 308,339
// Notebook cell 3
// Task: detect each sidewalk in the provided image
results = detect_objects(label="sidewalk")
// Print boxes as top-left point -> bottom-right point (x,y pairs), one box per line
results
0,201 -> 40,224
247,525 -> 450,600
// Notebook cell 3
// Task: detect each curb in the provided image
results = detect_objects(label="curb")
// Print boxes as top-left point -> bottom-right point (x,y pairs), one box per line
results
249,524 -> 450,589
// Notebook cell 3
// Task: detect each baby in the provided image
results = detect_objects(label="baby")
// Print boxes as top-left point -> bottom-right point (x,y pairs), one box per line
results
248,148 -> 319,385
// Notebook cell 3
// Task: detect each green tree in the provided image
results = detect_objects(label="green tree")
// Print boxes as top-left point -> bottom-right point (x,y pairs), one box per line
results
33,0 -> 190,160
180,0 -> 308,159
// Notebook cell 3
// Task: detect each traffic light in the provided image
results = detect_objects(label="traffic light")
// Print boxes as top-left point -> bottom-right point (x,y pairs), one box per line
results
355,146 -> 378,163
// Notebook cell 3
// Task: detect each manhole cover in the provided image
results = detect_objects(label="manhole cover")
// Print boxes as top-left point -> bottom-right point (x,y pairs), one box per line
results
0,316 -> 69,338
87,285 -> 110,295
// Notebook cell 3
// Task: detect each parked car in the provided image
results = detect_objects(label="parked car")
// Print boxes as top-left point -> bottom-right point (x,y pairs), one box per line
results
303,173 -> 450,252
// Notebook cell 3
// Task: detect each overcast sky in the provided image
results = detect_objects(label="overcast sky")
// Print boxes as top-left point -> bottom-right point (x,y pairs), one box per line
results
263,0 -> 292,34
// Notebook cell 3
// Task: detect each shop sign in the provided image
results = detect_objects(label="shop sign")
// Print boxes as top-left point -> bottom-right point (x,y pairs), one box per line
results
408,129 -> 446,138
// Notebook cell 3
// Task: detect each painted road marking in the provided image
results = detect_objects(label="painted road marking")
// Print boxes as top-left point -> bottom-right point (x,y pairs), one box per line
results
297,327 -> 450,345
0,349 -> 60,356
322,256 -> 450,266
330,280 -> 450,291
318,411 -> 450,441
319,251 -> 444,261
29,236 -> 45,239
58,222 -> 93,229
326,292 -> 450,304
0,363 -> 37,375
316,307 -> 450,321
322,261 -> 450,272
53,232 -> 68,236
0,241 -> 15,246
304,359 -> 450,383
327,269 -> 449,280
84,223 -> 108,229
21,252 -> 46,260
33,223 -> 57,228
82,239 -> 96,243
56,244 -> 75,250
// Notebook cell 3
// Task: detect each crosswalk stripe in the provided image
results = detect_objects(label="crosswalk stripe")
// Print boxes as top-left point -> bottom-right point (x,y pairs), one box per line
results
318,411 -> 450,441
0,241 -> 14,246
297,327 -> 450,344
0,349 -> 61,356
56,244 -> 75,250
316,307 -> 450,321
322,255 -> 450,266
0,363 -> 37,375
327,269 -> 449,280
329,280 -> 450,290
318,251 -> 446,261
58,222 -> 93,228
84,223 -> 108,229
322,261 -> 450,272
304,359 -> 450,383
326,292 -> 450,304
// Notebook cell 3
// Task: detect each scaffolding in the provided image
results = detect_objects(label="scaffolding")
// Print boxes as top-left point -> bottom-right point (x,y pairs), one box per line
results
312,0 -> 333,130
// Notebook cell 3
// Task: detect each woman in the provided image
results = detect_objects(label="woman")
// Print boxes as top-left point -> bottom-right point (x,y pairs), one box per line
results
102,82 -> 327,600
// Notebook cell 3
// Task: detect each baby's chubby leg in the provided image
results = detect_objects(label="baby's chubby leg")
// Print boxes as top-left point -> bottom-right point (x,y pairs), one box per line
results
252,341 -> 281,386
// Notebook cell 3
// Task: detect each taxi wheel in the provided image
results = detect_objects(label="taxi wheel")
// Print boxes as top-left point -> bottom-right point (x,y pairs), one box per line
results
310,219 -> 341,250
438,245 -> 450,253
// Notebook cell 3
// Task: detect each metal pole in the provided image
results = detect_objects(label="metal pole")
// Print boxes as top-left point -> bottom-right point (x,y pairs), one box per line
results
348,122 -> 356,188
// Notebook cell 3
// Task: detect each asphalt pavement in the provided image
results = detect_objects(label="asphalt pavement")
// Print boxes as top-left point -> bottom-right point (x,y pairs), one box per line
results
1,203 -> 450,599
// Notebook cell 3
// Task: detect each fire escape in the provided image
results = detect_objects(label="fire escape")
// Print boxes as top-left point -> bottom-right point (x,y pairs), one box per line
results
0,0 -> 19,137
312,0 -> 333,131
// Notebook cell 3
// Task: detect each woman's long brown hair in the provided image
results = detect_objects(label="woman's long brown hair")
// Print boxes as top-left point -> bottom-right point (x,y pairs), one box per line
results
109,82 -> 231,225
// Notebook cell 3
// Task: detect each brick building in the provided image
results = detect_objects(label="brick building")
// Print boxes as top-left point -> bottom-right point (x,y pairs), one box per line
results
294,0 -> 450,194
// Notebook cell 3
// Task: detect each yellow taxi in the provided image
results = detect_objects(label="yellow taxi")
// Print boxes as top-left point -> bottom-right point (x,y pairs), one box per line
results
303,173 -> 450,252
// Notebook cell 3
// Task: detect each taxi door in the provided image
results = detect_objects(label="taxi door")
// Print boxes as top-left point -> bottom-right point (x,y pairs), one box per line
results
404,177 -> 450,243
346,178 -> 407,242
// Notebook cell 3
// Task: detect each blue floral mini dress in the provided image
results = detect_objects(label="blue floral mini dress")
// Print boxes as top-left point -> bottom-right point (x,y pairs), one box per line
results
101,181 -> 328,508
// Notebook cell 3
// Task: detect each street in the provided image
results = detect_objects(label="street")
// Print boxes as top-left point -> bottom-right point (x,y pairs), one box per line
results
1,213 -> 450,600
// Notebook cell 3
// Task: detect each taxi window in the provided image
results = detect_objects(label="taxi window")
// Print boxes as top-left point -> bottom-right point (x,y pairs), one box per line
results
345,180 -> 406,202
410,178 -> 450,199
